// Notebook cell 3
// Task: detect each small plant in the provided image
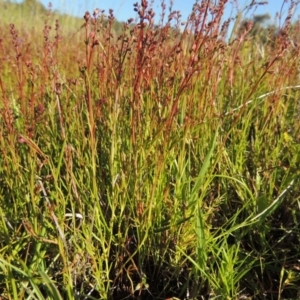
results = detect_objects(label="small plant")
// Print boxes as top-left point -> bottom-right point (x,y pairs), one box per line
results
0,0 -> 300,299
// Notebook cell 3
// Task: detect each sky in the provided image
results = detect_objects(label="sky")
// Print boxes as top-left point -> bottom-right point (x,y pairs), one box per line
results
18,0 -> 300,26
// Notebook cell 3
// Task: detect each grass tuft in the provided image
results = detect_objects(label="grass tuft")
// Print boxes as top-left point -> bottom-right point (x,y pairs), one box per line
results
1,0 -> 300,299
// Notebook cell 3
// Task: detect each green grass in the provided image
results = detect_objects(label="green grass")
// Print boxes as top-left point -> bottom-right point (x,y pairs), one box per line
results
1,0 -> 300,299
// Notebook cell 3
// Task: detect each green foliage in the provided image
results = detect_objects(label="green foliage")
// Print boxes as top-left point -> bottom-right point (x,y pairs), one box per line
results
1,0 -> 300,299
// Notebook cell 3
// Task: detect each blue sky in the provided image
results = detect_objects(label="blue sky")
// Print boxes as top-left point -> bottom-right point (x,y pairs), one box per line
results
21,0 -> 300,25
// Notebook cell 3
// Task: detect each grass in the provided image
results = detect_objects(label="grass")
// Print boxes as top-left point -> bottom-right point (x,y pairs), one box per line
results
1,0 -> 300,299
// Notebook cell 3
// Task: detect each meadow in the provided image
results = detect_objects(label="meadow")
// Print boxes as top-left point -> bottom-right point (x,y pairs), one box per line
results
0,0 -> 300,299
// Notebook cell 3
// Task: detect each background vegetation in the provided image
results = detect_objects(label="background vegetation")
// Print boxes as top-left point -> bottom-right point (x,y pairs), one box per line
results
1,0 -> 300,299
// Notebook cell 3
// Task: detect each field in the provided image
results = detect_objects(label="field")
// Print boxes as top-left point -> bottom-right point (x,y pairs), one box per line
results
1,0 -> 300,299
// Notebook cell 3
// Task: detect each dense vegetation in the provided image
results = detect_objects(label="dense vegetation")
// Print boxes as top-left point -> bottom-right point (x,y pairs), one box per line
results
1,0 -> 300,299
